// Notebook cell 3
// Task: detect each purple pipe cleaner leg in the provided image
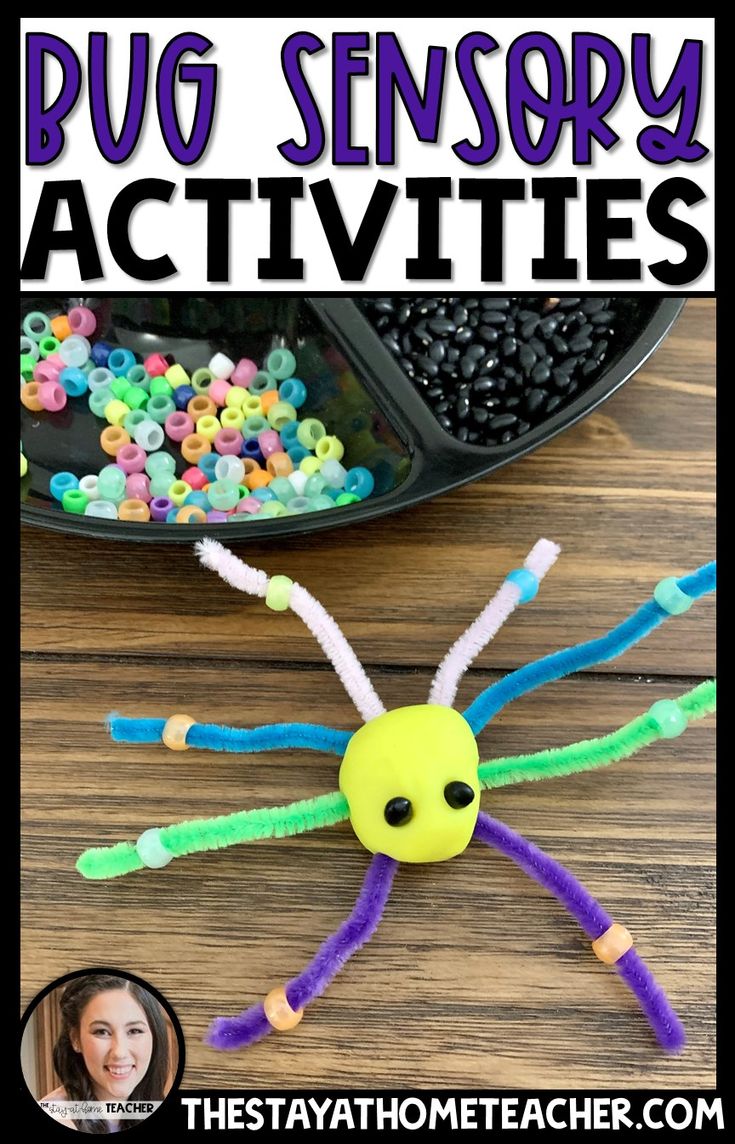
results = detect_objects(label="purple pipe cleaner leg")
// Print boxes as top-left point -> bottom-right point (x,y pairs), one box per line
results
473,811 -> 685,1052
207,852 -> 398,1051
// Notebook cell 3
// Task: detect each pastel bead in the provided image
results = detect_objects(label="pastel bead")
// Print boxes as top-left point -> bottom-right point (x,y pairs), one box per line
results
269,477 -> 296,504
147,395 -> 176,424
165,411 -> 194,442
23,311 -> 51,342
118,498 -> 151,522
59,367 -> 89,397
98,465 -> 127,501
166,508 -> 180,523
305,473 -> 327,497
145,451 -> 176,478
150,376 -> 173,398
20,355 -> 35,381
506,568 -> 539,604
267,401 -> 297,431
90,341 -> 114,367
197,453 -> 220,482
278,377 -> 307,408
214,428 -> 243,456
33,359 -> 61,385
654,577 -> 693,615
251,486 -> 276,503
162,713 -> 196,750
122,387 -> 148,411
215,456 -> 245,485
245,468 -> 272,491
38,381 -> 67,412
78,475 -> 100,501
258,430 -> 282,459
182,466 -> 208,491
181,434 -> 211,464
144,353 -> 169,377
110,377 -> 132,401
209,352 -> 235,380
299,456 -> 322,476
258,499 -> 287,517
134,420 -> 166,452
648,699 -> 688,738
267,348 -> 297,381
592,923 -> 633,966
183,490 -> 210,510
286,496 -> 311,514
50,471 -> 79,501
177,505 -> 207,524
188,395 -> 216,420
320,459 -> 347,488
107,348 -> 136,377
315,435 -> 345,462
58,334 -> 91,368
100,426 -> 131,456
124,409 -> 151,435
220,407 -> 245,432
165,363 -> 190,389
62,488 -> 88,514
126,365 -> 150,390
296,418 -> 326,450
88,367 -> 115,392
20,336 -> 40,361
115,444 -> 146,475
335,492 -> 360,506
196,415 -> 221,442
150,496 -> 174,521
209,379 -> 232,407
85,500 -> 118,519
243,415 -> 268,436
173,384 -> 195,410
207,510 -> 230,523
68,306 -> 97,337
208,479 -> 239,511
168,480 -> 192,507
50,314 -> 72,341
126,473 -> 151,502
263,986 -> 303,1031
136,827 -> 173,869
250,371 -> 278,395
20,453 -> 28,478
286,445 -> 309,467
39,336 -> 61,359
310,494 -> 336,511
279,421 -> 300,451
344,466 -> 375,499
289,470 -> 309,497
106,400 -> 131,427
149,471 -> 177,497
88,387 -> 114,418
191,367 -> 214,395
242,394 -> 263,418
236,496 -> 262,515
225,386 -> 249,410
266,452 -> 293,478
231,358 -> 258,387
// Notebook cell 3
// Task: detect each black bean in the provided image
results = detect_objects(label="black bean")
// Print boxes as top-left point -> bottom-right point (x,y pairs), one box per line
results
500,430 -> 515,444
447,348 -> 460,363
502,336 -> 517,357
505,396 -> 521,408
456,396 -> 470,420
591,310 -> 614,325
456,426 -> 470,443
531,362 -> 551,385
581,359 -> 599,377
482,297 -> 510,310
454,326 -> 475,345
429,340 -> 446,363
519,344 -> 537,374
552,369 -> 572,389
483,311 -> 508,326
581,297 -> 606,314
524,388 -> 547,414
546,395 -> 563,413
373,299 -> 395,313
417,356 -> 439,378
382,335 -> 401,355
516,420 -> 531,436
489,413 -> 518,430
592,339 -> 608,359
460,356 -> 477,380
478,326 -> 500,343
539,316 -> 559,337
471,406 -> 490,425
437,414 -> 453,432
453,305 -> 469,326
398,302 -> 411,324
429,318 -> 456,335
552,335 -> 568,354
569,336 -> 593,353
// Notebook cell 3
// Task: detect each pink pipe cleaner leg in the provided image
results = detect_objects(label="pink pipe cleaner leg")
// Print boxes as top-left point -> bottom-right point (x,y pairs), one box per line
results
473,812 -> 685,1052
207,853 -> 398,1051
429,538 -> 561,707
195,539 -> 385,722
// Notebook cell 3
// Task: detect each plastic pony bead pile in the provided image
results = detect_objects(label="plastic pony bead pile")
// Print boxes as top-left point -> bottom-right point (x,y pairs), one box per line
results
77,539 -> 716,1055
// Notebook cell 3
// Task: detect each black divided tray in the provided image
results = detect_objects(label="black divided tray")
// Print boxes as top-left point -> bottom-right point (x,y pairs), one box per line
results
20,295 -> 684,543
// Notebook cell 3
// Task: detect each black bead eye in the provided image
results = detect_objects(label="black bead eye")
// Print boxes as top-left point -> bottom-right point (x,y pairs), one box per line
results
444,781 -> 475,809
384,797 -> 412,826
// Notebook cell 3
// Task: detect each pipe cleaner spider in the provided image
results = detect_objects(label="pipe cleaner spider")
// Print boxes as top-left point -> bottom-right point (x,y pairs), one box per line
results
77,538 -> 716,1056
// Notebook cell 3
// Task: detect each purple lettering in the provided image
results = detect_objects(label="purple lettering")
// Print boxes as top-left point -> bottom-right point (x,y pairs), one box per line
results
376,34 -> 446,165
89,33 -> 149,163
569,34 -> 624,164
156,33 -> 217,165
452,32 -> 500,165
278,33 -> 326,165
25,34 -> 81,165
633,35 -> 708,163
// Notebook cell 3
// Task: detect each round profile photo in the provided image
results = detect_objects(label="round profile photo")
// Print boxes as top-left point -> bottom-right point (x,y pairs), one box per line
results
20,969 -> 184,1132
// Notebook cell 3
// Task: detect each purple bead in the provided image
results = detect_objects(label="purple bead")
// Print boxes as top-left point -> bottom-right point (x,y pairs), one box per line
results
90,340 -> 114,367
206,510 -> 230,523
150,496 -> 174,521
173,384 -> 196,411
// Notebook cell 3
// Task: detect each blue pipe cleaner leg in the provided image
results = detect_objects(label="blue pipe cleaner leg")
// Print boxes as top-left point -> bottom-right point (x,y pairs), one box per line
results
463,562 -> 716,735
107,716 -> 352,756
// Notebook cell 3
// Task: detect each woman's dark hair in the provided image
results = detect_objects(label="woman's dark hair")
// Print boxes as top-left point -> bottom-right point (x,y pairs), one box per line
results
52,974 -> 169,1134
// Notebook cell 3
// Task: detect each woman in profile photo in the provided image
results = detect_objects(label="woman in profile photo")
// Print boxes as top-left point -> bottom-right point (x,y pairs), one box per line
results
39,974 -> 169,1132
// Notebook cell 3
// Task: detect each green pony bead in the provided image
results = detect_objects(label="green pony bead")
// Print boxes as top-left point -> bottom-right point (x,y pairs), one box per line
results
315,435 -> 345,462
122,387 -> 148,411
145,451 -> 176,478
269,476 -> 297,504
267,401 -> 297,431
149,471 -> 177,497
243,415 -> 268,436
335,492 -> 361,506
88,386 -> 114,418
62,488 -> 89,514
258,500 -> 287,518
309,494 -> 336,511
150,376 -> 173,398
110,377 -> 131,400
126,365 -> 151,391
265,574 -> 294,611
123,408 -> 150,435
250,370 -> 278,395
241,394 -> 262,418
305,473 -> 327,497
653,577 -> 693,615
23,311 -> 52,342
648,699 -> 688,738
191,367 -> 213,394
20,353 -> 36,381
266,348 -> 296,380
39,335 -> 61,359
296,418 -> 326,450
208,478 -> 239,511
146,394 -> 176,424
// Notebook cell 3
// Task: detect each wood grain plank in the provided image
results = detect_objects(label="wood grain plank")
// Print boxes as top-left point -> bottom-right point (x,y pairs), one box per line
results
21,661 -> 715,1089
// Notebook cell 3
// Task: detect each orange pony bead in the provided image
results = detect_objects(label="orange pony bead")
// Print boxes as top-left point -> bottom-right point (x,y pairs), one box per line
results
50,314 -> 72,341
181,433 -> 212,464
260,389 -> 279,414
162,714 -> 197,751
100,426 -> 131,456
263,987 -> 303,1032
187,394 -> 217,421
20,382 -> 44,412
245,468 -> 273,490
176,505 -> 207,524
118,498 -> 151,523
591,923 -> 633,965
266,452 -> 293,478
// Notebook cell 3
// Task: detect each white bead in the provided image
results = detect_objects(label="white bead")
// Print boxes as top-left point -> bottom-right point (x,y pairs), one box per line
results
209,352 -> 235,380
79,475 -> 100,501
85,500 -> 118,519
215,455 -> 245,484
134,420 -> 165,452
136,828 -> 174,869
288,470 -> 308,496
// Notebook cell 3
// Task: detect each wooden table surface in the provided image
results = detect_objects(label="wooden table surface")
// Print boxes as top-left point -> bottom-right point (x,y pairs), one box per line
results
21,299 -> 716,1091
